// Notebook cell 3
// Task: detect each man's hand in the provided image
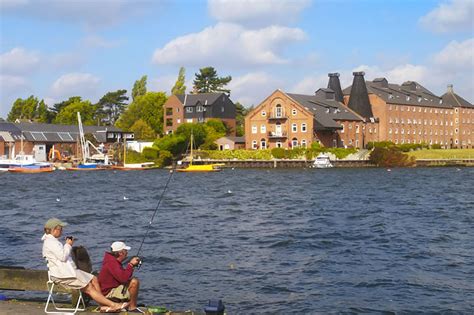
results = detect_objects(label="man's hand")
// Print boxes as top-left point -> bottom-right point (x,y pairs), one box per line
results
129,256 -> 140,267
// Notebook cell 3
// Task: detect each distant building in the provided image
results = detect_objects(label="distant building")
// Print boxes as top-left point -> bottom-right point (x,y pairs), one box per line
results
343,72 -> 474,148
215,136 -> 245,150
163,93 -> 237,135
244,73 -> 366,149
0,121 -> 133,161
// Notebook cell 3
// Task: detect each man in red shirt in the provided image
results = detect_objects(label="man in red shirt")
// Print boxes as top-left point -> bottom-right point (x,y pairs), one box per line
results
98,241 -> 142,313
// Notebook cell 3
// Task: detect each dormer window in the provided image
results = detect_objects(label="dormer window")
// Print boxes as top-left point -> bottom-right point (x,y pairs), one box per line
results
439,99 -> 443,104
418,97 -> 422,102
197,106 -> 203,112
406,96 -> 410,101
388,94 -> 394,99
186,107 -> 193,113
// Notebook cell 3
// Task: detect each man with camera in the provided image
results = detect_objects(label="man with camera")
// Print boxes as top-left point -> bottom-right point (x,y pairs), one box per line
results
98,241 -> 142,313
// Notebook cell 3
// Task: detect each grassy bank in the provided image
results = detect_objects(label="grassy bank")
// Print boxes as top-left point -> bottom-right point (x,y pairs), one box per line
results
406,149 -> 474,160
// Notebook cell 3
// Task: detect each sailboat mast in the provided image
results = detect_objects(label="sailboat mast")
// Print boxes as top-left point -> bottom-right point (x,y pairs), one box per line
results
123,136 -> 126,166
190,133 -> 193,165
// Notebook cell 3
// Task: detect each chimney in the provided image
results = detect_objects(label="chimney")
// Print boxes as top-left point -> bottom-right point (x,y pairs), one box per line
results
447,84 -> 453,93
348,71 -> 374,118
327,73 -> 344,102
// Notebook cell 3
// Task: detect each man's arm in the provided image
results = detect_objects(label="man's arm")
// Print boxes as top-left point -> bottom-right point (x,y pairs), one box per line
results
109,260 -> 134,284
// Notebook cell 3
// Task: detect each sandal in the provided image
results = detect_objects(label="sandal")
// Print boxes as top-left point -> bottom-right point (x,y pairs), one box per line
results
100,302 -> 129,313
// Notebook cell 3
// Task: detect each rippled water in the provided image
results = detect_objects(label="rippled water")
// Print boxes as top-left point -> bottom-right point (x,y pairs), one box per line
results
1,167 -> 473,314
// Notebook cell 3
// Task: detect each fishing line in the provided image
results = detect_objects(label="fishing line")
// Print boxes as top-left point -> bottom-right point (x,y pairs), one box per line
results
135,167 -> 175,259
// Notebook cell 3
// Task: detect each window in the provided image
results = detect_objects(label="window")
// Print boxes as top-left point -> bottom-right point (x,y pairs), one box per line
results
261,110 -> 266,117
455,128 -> 459,134
260,125 -> 266,134
166,108 -> 173,115
166,118 -> 173,126
349,124 -> 352,129
275,104 -> 283,118
401,129 -> 405,134
301,123 -> 307,132
355,125 -> 360,133
292,109 -> 297,115
291,138 -> 298,147
252,140 -> 257,149
221,106 -> 225,112
341,124 -> 345,133
301,139 -> 307,147
177,119 -> 181,124
252,125 -> 257,134
389,117 -> 393,123
186,119 -> 193,123
355,140 -> 359,147
292,123 -> 297,132
389,105 -> 392,111
186,107 -> 193,113
260,139 -> 266,149
276,141 -> 282,148
389,128 -> 392,134
369,128 -> 372,133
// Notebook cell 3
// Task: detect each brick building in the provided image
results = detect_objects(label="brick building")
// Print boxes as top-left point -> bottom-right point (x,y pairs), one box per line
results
343,72 -> 474,148
244,73 -> 366,149
163,93 -> 237,135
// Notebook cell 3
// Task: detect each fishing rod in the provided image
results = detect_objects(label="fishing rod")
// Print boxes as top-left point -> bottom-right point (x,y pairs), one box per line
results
134,167 -> 176,265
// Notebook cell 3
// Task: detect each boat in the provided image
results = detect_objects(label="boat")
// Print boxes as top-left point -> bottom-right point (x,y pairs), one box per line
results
312,154 -> 334,168
112,162 -> 159,171
177,133 -> 223,172
8,163 -> 54,173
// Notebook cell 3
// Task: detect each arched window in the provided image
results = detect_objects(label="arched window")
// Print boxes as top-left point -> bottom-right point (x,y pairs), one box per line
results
260,139 -> 266,149
291,137 -> 298,147
275,104 -> 283,118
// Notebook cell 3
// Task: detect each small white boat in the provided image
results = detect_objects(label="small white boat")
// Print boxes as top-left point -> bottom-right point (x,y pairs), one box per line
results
312,154 -> 333,168
0,154 -> 39,172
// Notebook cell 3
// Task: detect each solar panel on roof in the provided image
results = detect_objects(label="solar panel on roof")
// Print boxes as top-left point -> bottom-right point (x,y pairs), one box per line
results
58,132 -> 74,141
31,132 -> 47,141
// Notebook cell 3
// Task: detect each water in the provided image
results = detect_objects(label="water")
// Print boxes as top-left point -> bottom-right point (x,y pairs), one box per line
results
0,168 -> 473,314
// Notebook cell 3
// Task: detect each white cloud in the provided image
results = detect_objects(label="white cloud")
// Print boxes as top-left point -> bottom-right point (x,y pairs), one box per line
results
432,38 -> 474,69
0,47 -> 40,75
228,71 -> 282,106
291,73 -> 328,95
419,0 -> 474,33
149,74 -> 179,94
50,73 -> 100,98
152,23 -> 306,67
0,74 -> 32,117
208,0 -> 311,27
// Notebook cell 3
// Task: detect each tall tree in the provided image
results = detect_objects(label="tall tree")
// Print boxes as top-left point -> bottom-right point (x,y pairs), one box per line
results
171,67 -> 186,95
95,89 -> 129,125
235,102 -> 249,136
132,75 -> 147,101
7,96 -> 53,122
193,67 -> 232,94
130,119 -> 156,140
116,92 -> 167,135
54,98 -> 95,125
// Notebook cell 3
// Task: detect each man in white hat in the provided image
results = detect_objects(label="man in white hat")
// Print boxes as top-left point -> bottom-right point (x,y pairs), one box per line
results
98,241 -> 142,313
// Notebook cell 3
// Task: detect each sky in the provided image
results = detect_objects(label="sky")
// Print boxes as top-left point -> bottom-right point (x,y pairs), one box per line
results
0,0 -> 473,118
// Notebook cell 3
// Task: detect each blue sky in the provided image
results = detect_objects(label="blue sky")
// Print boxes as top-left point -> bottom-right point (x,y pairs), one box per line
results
1,0 -> 473,118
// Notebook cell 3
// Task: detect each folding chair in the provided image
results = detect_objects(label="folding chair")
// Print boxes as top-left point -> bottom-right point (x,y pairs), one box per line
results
44,271 -> 86,314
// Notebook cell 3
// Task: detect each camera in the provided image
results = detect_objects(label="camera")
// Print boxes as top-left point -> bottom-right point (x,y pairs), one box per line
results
65,236 -> 75,241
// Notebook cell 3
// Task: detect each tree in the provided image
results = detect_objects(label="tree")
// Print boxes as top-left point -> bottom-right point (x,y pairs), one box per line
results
193,67 -> 231,94
130,119 -> 156,140
171,67 -> 186,95
54,98 -> 96,125
176,123 -> 207,148
235,102 -> 249,136
116,92 -> 167,135
95,89 -> 128,125
132,75 -> 147,101
7,96 -> 53,122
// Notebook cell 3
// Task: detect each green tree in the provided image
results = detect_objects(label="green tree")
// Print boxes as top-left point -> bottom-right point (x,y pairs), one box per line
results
116,92 -> 167,135
130,119 -> 156,140
52,97 -> 82,115
171,67 -> 186,95
7,96 -> 53,122
95,89 -> 128,125
55,98 -> 95,125
193,67 -> 231,94
176,123 -> 207,148
235,102 -> 249,136
153,134 -> 187,156
132,75 -> 147,101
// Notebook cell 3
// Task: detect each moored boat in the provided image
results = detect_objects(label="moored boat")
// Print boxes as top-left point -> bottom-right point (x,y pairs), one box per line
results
312,154 -> 333,168
112,162 -> 158,171
8,163 -> 54,173
177,133 -> 223,172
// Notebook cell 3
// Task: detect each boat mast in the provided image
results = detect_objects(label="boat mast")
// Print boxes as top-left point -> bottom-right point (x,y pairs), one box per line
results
123,135 -> 126,166
77,112 -> 89,164
190,132 -> 193,166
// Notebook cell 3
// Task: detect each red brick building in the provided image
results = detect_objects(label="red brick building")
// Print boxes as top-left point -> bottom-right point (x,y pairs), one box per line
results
163,93 -> 237,135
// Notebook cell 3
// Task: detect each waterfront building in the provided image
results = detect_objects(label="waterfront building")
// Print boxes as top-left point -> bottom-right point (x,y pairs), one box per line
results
215,136 -> 245,150
343,72 -> 474,148
244,73 -> 365,149
163,93 -> 237,135
0,121 -> 133,161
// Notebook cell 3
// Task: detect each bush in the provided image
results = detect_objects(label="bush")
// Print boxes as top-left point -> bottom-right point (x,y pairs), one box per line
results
156,150 -> 173,167
430,144 -> 442,149
204,149 -> 272,160
369,147 -> 415,167
142,147 -> 159,160
271,147 -> 286,159
124,149 -> 147,163
366,141 -> 395,150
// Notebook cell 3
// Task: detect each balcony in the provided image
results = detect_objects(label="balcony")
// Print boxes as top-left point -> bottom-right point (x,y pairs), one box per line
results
268,114 -> 288,121
268,131 -> 287,139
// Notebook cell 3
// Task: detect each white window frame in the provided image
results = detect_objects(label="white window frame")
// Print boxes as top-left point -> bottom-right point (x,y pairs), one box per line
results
301,123 -> 307,132
252,140 -> 257,149
292,123 -> 297,132
260,124 -> 266,134
252,125 -> 257,134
